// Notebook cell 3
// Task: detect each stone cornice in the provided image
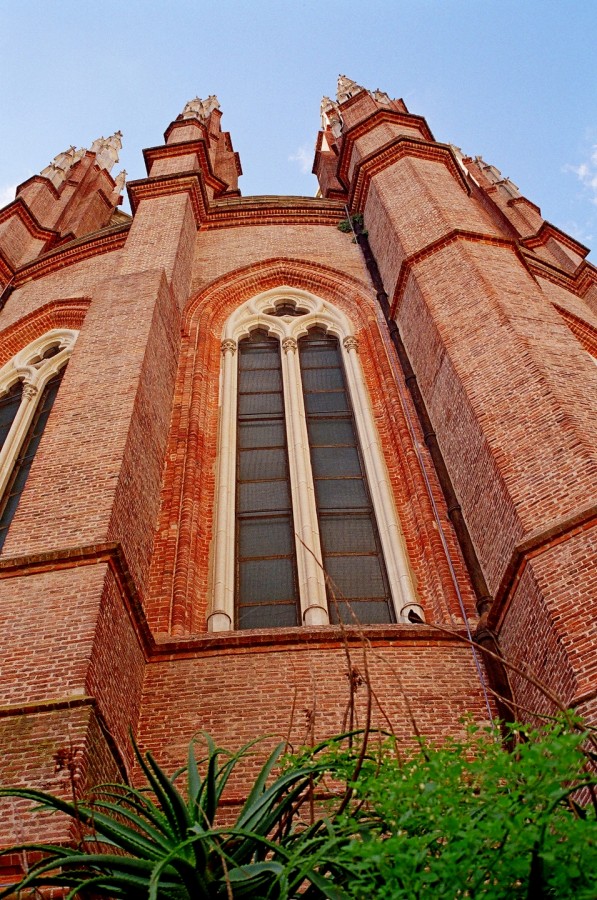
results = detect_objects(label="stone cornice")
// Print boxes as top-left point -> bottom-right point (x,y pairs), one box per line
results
508,195 -> 542,216
203,195 -> 345,230
11,224 -> 129,288
336,108 -> 435,188
489,501 -> 597,632
142,139 -> 229,195
16,173 -> 61,200
163,115 -> 209,144
149,622 -> 469,661
522,220 -> 590,259
348,137 -> 471,212
127,171 -> 209,225
0,197 -> 59,243
522,249 -> 597,298
390,230 -> 519,318
0,249 -> 14,285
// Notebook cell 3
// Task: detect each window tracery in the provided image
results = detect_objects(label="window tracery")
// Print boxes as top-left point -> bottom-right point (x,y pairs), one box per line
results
0,329 -> 78,552
208,288 -> 420,631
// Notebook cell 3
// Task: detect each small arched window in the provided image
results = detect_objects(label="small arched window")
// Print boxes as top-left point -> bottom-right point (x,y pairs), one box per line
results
0,329 -> 78,553
208,289 -> 422,632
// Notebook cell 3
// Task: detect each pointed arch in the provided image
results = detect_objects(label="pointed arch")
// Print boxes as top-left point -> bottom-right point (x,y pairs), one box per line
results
0,328 -> 78,551
209,286 -> 419,630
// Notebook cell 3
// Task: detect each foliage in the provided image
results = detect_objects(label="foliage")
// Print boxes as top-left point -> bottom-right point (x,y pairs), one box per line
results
313,717 -> 597,899
1,717 -> 596,898
0,733 -> 352,899
336,213 -> 364,234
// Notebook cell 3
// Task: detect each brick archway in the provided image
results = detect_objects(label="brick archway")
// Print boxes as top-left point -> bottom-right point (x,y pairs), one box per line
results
146,259 -> 473,635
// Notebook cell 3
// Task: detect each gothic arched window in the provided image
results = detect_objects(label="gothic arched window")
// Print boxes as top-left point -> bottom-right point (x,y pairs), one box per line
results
208,289 -> 421,632
0,329 -> 78,553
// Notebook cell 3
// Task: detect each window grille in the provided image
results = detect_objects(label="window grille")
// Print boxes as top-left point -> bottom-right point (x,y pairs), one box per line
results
235,330 -> 300,629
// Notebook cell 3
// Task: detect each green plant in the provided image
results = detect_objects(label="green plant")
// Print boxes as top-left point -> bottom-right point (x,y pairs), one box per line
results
1,717 -> 596,899
337,213 -> 364,234
320,717 -> 597,899
0,733 -> 353,899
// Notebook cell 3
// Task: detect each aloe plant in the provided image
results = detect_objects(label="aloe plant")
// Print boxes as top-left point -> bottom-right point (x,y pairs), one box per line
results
0,733 -> 352,899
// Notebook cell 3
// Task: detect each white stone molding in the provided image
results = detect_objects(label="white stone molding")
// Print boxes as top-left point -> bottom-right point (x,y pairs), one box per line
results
0,329 -> 78,508
208,338 -> 238,632
209,287 -> 418,629
280,332 -> 328,626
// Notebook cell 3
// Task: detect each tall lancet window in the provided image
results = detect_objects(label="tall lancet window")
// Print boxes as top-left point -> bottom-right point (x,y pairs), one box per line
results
0,330 -> 78,553
236,329 -> 300,628
209,289 -> 421,633
299,329 -> 393,624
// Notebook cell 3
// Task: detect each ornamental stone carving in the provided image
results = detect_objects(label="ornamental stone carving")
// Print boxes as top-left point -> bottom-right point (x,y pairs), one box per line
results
343,336 -> 359,353
221,339 -> 237,356
22,383 -> 39,400
282,338 -> 298,354
181,95 -> 220,122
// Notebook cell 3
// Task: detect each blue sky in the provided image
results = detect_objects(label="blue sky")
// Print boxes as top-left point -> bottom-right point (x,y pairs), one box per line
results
1,1 -> 596,258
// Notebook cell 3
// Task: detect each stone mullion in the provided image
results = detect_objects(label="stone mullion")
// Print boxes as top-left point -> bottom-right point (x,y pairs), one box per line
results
341,336 -> 421,621
207,339 -> 238,632
281,337 -> 329,626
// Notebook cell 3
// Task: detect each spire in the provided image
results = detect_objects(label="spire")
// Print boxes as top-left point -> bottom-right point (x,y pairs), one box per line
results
320,96 -> 344,138
40,145 -> 79,188
336,75 -> 365,105
113,169 -> 127,196
180,94 -> 220,122
90,131 -> 122,172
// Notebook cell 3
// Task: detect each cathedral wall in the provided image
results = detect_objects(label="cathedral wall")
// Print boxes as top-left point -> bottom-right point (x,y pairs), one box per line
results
0,705 -> 121,846
190,224 -> 370,296
0,250 -> 123,333
138,634 -> 492,787
536,275 -> 597,333
0,563 -> 142,845
497,526 -> 597,717
364,156 -> 502,302
1,268 -> 180,598
396,239 -> 597,593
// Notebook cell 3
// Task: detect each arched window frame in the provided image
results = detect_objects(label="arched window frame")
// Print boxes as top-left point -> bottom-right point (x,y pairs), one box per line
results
208,288 -> 421,631
0,329 -> 78,508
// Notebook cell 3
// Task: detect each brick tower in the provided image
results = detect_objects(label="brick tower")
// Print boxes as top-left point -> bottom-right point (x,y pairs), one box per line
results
0,78 -> 596,851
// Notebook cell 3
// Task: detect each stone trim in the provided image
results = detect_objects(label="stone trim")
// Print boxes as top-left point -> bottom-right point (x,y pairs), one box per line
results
0,329 -> 78,503
207,286 -> 419,631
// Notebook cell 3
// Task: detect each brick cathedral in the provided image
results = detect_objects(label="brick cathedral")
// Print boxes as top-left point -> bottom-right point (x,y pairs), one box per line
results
0,77 -> 596,848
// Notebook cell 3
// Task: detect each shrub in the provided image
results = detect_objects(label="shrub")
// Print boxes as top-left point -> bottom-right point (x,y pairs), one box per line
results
1,716 -> 596,898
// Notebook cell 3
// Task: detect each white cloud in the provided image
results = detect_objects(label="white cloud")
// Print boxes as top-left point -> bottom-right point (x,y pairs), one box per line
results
288,145 -> 312,174
565,144 -> 597,206
562,220 -> 594,247
0,183 -> 17,207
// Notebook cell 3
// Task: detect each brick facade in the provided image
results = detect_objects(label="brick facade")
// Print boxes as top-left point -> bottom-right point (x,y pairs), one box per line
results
0,79 -> 596,853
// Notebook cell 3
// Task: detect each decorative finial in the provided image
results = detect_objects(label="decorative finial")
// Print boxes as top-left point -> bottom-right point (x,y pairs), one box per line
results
181,94 -> 220,121
336,75 -> 364,104
40,146 -> 80,188
113,169 -> 127,195
320,96 -> 343,138
90,131 -> 122,172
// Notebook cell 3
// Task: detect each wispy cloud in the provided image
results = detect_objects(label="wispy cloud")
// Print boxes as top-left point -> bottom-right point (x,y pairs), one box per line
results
562,220 -> 594,247
565,144 -> 597,205
288,145 -> 312,174
0,183 -> 17,207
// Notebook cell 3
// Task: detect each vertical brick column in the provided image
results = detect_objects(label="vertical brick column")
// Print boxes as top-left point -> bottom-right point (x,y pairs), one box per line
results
0,143 -> 199,842
342,108 -> 597,719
